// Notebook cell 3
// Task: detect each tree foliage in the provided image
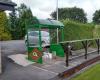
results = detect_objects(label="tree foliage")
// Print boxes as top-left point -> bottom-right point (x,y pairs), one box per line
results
9,12 -> 20,39
51,7 -> 87,23
93,10 -> 100,24
9,3 -> 36,39
0,11 -> 11,41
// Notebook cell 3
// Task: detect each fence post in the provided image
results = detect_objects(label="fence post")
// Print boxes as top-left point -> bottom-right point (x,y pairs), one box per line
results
65,43 -> 71,67
82,40 -> 88,59
95,39 -> 100,54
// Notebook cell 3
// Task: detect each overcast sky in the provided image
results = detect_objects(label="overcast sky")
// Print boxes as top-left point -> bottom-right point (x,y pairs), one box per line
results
12,0 -> 100,22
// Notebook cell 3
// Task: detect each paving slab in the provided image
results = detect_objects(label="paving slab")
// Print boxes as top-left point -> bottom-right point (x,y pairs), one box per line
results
8,54 -> 35,67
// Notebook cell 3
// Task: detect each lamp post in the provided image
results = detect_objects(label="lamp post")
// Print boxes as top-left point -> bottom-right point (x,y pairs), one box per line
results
56,0 -> 58,20
56,0 -> 59,44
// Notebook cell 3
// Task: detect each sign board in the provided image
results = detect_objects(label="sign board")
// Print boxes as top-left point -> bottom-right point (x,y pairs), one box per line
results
28,47 -> 43,63
31,48 -> 42,61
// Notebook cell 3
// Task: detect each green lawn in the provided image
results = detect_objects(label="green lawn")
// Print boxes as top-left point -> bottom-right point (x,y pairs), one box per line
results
71,63 -> 100,80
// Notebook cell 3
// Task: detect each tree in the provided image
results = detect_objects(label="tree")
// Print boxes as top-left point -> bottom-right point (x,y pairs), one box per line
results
17,4 -> 35,38
93,10 -> 100,24
0,11 -> 11,41
9,3 -> 37,39
51,7 -> 87,23
9,12 -> 20,39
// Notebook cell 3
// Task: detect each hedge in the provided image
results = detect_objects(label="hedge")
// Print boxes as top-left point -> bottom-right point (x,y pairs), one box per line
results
57,20 -> 100,50
62,20 -> 94,41
93,25 -> 100,38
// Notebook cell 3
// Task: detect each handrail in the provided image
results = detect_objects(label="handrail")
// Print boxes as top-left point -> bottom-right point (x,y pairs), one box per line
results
59,38 -> 100,43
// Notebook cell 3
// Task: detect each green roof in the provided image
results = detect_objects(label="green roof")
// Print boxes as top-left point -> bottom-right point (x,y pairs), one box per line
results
27,19 -> 64,29
38,19 -> 64,28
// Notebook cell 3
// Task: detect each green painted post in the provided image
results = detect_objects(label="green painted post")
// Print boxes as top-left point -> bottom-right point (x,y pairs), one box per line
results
38,26 -> 43,63
25,20 -> 30,59
26,30 -> 29,59
49,29 -> 51,45
39,26 -> 42,48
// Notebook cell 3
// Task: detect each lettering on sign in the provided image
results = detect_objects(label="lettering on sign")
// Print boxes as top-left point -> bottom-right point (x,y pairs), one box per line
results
32,52 -> 38,57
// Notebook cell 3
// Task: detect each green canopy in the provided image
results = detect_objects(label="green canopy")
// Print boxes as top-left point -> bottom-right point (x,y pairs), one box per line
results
27,19 -> 64,29
38,19 -> 64,29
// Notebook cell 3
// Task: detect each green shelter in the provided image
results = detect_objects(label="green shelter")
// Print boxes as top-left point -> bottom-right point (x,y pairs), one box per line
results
26,19 -> 65,63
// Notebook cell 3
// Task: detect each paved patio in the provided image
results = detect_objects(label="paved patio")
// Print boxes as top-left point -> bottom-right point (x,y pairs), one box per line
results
0,40 -> 99,80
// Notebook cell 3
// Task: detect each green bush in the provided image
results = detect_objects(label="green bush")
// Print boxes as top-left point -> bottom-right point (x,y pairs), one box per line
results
0,11 -> 12,41
0,32 -> 11,41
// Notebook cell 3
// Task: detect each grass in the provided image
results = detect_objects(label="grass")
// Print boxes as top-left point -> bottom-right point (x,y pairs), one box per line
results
71,63 -> 100,80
